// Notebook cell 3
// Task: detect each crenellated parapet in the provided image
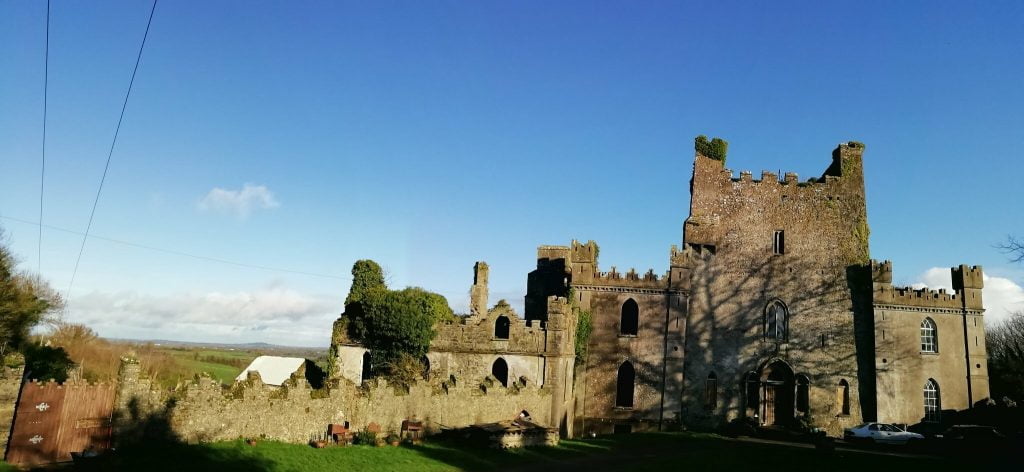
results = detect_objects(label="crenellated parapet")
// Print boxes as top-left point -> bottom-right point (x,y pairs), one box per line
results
871,260 -> 985,312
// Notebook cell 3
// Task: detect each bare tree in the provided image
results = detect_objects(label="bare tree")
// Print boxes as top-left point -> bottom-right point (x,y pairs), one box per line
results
997,235 -> 1024,264
986,311 -> 1024,402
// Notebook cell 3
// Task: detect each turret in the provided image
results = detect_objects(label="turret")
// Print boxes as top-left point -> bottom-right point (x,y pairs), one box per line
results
471,261 -> 489,316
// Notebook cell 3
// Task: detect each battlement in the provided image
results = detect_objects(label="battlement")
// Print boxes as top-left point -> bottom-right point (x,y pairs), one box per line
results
871,259 -> 893,284
570,240 -> 598,263
952,264 -> 984,290
874,285 -> 963,310
588,266 -> 669,289
871,260 -> 984,311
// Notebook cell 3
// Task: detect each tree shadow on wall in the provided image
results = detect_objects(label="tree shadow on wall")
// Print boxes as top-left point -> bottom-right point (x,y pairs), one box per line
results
71,398 -> 274,472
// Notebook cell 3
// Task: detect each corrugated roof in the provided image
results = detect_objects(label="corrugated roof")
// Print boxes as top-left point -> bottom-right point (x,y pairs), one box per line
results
236,356 -> 305,386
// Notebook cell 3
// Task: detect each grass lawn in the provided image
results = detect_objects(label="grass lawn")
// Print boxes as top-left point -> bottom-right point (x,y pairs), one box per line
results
64,432 -> 1000,472
0,461 -> 15,472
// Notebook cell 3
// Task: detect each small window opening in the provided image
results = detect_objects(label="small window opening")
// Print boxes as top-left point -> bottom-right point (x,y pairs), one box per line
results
492,358 -> 509,387
773,230 -> 785,255
494,315 -> 510,339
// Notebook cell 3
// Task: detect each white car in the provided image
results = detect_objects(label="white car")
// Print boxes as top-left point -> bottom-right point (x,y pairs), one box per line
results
843,422 -> 924,445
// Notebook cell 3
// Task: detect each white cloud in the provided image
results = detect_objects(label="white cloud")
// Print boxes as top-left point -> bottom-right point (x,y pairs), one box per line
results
198,183 -> 280,219
912,268 -> 1024,325
67,286 -> 338,347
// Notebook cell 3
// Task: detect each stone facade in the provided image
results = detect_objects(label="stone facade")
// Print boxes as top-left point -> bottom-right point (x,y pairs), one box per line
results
524,141 -> 987,436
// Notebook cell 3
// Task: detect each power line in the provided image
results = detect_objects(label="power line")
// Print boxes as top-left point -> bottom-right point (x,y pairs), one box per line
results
1,215 -> 348,281
66,0 -> 158,302
38,0 -> 50,273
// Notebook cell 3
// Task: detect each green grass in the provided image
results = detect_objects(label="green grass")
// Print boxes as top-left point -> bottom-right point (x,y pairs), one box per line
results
0,461 -> 16,472
65,432 -> 1002,472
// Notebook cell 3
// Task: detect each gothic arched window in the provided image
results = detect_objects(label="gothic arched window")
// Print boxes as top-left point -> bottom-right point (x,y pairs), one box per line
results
621,299 -> 639,336
924,379 -> 941,421
616,361 -> 635,408
921,318 -> 938,353
765,300 -> 789,342
492,358 -> 509,387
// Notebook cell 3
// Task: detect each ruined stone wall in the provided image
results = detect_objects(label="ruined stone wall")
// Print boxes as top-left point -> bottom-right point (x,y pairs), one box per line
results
872,262 -> 989,425
1,354 -> 25,459
115,362 -> 554,444
680,144 -> 870,436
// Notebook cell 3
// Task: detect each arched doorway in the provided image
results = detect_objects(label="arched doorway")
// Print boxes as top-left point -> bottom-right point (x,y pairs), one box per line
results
760,360 -> 794,426
492,358 -> 508,387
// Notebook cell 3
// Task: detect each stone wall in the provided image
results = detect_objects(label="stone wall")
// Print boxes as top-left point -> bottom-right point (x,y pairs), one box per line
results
1,354 -> 25,459
115,359 -> 554,444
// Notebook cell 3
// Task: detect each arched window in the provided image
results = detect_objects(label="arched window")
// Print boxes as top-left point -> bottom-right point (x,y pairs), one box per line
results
620,299 -> 639,336
796,375 -> 810,414
494,315 -> 510,339
491,358 -> 509,388
361,351 -> 372,382
921,318 -> 938,353
837,379 -> 850,415
616,361 -> 635,408
764,300 -> 789,342
924,379 -> 940,421
705,373 -> 718,410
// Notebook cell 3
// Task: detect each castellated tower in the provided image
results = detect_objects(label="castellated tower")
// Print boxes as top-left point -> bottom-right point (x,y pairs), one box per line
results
680,141 -> 871,435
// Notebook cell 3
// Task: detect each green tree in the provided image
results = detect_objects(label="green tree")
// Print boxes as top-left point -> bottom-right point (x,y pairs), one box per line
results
1,228 -> 62,358
362,287 -> 446,371
342,259 -> 387,341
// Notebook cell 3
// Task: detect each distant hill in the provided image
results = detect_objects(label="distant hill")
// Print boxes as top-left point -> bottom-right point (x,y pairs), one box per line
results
105,338 -> 327,358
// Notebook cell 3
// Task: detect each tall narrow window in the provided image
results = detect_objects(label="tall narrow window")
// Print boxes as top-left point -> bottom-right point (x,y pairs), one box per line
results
924,379 -> 940,421
764,300 -> 789,342
494,315 -> 510,339
921,318 -> 938,352
361,351 -> 372,382
616,361 -> 635,408
705,373 -> 718,410
837,379 -> 850,415
796,375 -> 810,414
773,230 -> 785,255
744,372 -> 760,410
620,299 -> 639,336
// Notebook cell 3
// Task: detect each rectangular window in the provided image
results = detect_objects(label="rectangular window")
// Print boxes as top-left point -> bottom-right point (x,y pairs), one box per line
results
773,230 -> 785,255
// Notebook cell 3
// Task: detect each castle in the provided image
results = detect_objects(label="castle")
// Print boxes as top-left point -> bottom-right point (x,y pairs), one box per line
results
2,140 -> 993,465
330,140 -> 989,437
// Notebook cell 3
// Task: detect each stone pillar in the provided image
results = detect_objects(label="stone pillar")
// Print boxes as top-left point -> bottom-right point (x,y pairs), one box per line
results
471,262 -> 489,316
1,353 -> 26,460
543,296 -> 576,437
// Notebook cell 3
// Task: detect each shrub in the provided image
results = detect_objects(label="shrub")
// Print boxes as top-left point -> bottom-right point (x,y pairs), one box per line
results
355,428 -> 378,445
695,135 -> 729,164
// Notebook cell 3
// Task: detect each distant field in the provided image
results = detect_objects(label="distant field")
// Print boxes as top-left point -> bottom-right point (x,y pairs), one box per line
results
161,347 -> 260,385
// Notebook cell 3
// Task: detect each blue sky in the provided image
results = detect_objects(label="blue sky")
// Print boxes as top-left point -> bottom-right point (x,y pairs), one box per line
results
1,0 -> 1022,346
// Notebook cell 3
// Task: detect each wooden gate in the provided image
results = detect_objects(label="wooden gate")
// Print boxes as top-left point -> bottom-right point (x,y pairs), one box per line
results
5,380 -> 115,466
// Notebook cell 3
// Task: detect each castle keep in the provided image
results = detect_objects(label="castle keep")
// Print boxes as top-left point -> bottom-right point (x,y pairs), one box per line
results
332,140 -> 989,437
